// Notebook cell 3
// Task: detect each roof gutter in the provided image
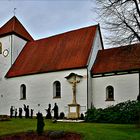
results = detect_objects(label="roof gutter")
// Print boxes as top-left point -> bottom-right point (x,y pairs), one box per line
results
11,35 -> 13,66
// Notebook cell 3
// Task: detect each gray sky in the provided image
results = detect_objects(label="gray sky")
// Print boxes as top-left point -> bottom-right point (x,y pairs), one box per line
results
0,0 -> 106,46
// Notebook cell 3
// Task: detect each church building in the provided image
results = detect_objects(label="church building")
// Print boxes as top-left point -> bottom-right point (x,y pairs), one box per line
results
0,16 -> 140,117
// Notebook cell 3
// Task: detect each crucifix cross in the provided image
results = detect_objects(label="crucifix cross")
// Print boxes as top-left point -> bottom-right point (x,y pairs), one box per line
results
69,76 -> 80,104
13,8 -> 17,16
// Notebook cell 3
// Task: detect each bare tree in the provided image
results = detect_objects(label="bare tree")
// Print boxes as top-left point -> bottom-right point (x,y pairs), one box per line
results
96,0 -> 140,46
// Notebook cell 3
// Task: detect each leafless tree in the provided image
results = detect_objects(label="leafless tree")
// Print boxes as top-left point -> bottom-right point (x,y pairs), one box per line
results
96,0 -> 140,46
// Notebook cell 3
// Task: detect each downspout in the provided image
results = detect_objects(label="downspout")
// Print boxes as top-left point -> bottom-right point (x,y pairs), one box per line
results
11,35 -> 13,66
87,68 -> 89,110
137,71 -> 140,101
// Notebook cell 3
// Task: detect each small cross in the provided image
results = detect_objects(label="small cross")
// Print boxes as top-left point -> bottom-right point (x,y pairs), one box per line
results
13,8 -> 17,16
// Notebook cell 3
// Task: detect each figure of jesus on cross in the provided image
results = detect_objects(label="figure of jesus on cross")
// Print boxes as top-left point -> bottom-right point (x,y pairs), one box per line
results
65,73 -> 83,104
69,76 -> 80,104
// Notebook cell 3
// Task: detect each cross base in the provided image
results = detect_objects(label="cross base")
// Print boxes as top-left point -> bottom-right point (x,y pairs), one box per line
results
67,104 -> 80,119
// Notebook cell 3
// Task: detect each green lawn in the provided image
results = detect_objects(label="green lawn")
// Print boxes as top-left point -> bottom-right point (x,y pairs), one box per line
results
0,118 -> 140,140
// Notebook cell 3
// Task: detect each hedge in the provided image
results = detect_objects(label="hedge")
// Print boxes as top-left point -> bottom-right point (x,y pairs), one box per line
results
85,100 -> 140,124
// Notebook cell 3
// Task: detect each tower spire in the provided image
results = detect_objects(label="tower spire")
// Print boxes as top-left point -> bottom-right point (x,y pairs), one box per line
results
13,8 -> 17,16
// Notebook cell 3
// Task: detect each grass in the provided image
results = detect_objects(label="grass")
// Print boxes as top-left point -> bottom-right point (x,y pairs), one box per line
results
0,118 -> 140,140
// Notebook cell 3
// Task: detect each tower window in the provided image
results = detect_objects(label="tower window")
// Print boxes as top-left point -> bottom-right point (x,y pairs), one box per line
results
53,81 -> 61,98
0,42 -> 2,54
20,84 -> 26,100
106,86 -> 114,101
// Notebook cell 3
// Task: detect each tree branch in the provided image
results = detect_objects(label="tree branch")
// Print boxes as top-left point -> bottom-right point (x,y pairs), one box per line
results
95,0 -> 140,46
133,0 -> 140,18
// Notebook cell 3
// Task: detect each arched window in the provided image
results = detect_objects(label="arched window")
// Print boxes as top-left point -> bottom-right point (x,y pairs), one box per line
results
106,86 -> 114,101
20,84 -> 26,99
0,42 -> 2,54
53,81 -> 61,98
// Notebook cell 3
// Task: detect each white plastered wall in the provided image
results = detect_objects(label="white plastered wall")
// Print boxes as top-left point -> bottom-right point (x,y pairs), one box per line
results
92,73 -> 139,108
0,69 -> 87,116
12,35 -> 27,64
0,34 -> 26,115
0,36 -> 12,114
0,35 -> 27,77
87,28 -> 103,109
0,36 -> 12,78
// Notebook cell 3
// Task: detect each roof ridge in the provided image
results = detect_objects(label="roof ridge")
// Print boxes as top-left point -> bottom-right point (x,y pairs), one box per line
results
34,24 -> 98,42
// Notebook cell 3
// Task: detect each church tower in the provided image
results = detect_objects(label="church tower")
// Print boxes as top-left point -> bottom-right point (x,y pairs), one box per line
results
0,16 -> 33,114
0,16 -> 33,79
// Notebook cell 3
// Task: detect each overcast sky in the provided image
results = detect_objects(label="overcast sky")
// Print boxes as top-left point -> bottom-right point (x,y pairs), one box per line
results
0,0 -> 107,47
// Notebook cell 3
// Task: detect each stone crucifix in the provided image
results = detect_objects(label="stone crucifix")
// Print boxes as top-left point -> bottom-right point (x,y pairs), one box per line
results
65,73 -> 83,104
69,76 -> 80,104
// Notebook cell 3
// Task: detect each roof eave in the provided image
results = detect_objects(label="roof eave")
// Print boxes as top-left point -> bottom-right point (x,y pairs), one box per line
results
6,66 -> 87,79
0,31 -> 33,41
92,68 -> 140,76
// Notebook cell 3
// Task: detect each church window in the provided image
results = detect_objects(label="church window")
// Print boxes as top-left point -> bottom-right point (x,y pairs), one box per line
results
0,42 -> 2,54
53,81 -> 61,98
106,86 -> 114,101
20,84 -> 26,100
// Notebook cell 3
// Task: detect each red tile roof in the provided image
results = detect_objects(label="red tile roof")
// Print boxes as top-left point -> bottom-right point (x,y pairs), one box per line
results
0,16 -> 33,41
6,25 -> 98,78
92,43 -> 140,74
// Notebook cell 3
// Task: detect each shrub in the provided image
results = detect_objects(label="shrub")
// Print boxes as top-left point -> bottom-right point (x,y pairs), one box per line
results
85,100 -> 140,124
80,113 -> 85,120
59,112 -> 65,119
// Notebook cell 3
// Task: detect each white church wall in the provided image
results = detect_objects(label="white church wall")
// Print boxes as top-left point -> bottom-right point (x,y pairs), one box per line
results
0,35 -> 27,114
92,73 -> 139,108
87,29 -> 103,109
0,36 -> 12,78
0,68 -> 87,117
87,29 -> 103,70
0,36 -> 12,115
12,35 -> 27,64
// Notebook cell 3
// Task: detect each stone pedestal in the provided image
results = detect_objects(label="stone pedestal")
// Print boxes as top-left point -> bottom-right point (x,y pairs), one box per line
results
68,104 -> 80,119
